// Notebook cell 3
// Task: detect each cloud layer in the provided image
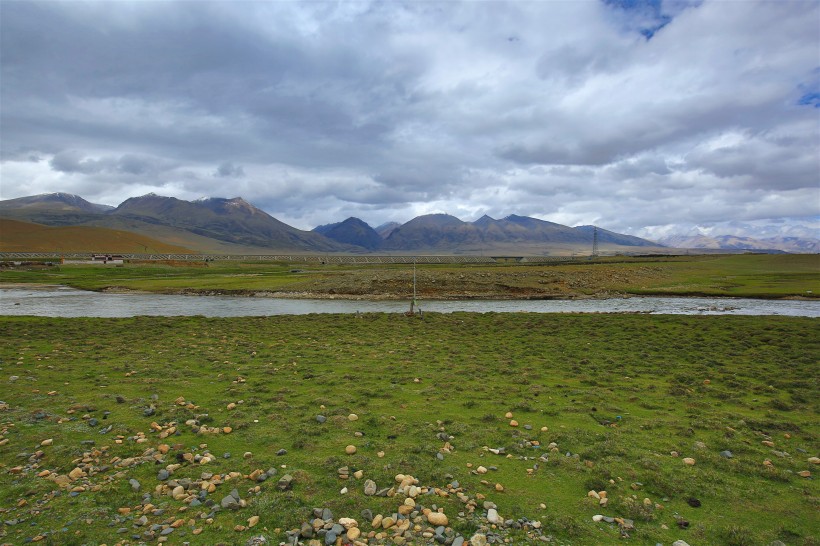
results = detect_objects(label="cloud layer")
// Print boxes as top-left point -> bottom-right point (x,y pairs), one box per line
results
1,0 -> 817,239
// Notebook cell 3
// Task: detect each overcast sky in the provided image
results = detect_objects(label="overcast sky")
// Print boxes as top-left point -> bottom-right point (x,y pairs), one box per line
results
1,0 -> 818,239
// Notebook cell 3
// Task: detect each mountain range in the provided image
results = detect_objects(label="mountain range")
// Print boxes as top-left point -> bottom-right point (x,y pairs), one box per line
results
656,234 -> 818,254
0,192 -> 814,254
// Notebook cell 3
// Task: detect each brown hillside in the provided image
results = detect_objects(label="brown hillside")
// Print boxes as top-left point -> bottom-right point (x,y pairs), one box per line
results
0,218 -> 196,254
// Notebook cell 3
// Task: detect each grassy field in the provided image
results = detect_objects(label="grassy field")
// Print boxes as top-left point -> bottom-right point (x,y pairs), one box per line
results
2,253 -> 819,299
0,314 -> 817,545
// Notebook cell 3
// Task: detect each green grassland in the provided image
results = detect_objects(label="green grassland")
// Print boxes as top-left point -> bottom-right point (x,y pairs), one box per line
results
0,314 -> 817,545
2,254 -> 819,299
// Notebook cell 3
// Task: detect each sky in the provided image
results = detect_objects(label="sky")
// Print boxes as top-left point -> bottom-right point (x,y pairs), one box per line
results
1,0 -> 818,240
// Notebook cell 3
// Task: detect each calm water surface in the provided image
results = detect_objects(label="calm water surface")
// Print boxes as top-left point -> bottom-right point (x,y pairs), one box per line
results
1,287 -> 817,317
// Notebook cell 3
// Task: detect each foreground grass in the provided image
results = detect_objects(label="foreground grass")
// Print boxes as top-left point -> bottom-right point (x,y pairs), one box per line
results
0,314 -> 817,545
2,253 -> 819,299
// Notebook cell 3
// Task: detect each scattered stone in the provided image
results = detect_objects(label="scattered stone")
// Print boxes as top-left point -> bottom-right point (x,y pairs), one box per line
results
129,479 -> 141,492
364,479 -> 377,495
682,457 -> 696,465
316,415 -> 326,424
720,450 -> 733,459
348,413 -> 358,421
276,449 -> 287,456
427,511 -> 448,526
345,445 -> 357,455
487,508 -> 500,524
277,474 -> 294,491
687,497 -> 701,508
470,534 -> 488,546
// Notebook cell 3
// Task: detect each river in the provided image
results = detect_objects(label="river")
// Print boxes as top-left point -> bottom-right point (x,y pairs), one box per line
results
1,287 -> 817,317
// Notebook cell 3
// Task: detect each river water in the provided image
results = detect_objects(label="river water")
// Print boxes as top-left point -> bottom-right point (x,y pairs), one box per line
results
1,287 -> 817,317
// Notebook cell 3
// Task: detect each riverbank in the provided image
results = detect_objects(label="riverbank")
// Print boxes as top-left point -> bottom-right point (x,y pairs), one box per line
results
2,253 -> 819,300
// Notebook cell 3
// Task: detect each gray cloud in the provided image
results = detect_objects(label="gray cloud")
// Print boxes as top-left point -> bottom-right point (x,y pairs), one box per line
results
1,0 -> 817,239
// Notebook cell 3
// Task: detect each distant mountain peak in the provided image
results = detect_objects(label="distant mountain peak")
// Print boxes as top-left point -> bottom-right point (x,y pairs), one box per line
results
313,217 -> 381,250
0,192 -> 113,213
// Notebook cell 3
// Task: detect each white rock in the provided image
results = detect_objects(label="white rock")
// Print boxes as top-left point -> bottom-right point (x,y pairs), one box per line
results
487,508 -> 500,524
592,515 -> 604,522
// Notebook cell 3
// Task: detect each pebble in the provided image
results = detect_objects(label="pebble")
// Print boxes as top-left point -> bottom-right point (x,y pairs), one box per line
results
345,445 -> 357,455
348,413 -> 358,421
316,415 -> 326,424
682,457 -> 696,465
720,450 -> 733,459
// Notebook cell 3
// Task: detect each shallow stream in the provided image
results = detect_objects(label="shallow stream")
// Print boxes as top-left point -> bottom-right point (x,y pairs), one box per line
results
1,287 -> 817,317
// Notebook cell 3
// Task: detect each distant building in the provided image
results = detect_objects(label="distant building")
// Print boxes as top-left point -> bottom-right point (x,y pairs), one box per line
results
91,254 -> 124,264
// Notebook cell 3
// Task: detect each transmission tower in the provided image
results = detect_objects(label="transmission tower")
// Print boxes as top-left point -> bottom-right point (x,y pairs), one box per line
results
591,226 -> 599,258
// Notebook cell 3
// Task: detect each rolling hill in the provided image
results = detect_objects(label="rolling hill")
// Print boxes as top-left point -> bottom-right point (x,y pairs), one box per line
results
0,218 -> 195,254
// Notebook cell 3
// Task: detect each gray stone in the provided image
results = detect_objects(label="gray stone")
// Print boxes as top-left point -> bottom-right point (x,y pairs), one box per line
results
221,494 -> 239,509
277,474 -> 294,491
129,479 -> 141,492
672,541 -> 691,546
276,449 -> 287,456
363,479 -> 377,496
157,469 -> 169,481
316,415 -> 327,423
453,537 -> 465,546
720,450 -> 733,458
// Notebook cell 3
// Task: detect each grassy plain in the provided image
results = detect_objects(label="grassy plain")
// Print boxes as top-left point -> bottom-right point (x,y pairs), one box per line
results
2,253 -> 818,299
0,314 -> 818,545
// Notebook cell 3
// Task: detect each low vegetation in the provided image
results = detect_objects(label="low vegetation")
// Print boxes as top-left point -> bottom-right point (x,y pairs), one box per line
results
2,253 -> 818,299
0,313 -> 817,545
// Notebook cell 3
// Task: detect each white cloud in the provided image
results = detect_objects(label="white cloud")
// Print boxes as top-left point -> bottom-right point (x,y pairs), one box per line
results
0,0 -> 817,238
